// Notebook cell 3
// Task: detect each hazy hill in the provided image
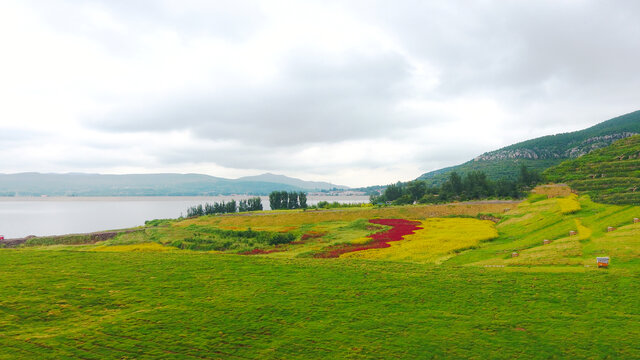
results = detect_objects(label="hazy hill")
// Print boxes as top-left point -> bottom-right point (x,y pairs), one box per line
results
237,173 -> 348,191
418,110 -> 640,185
0,173 -> 319,196
544,135 -> 640,205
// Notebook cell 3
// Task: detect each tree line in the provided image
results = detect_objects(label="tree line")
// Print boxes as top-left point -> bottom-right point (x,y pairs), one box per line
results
370,165 -> 543,205
186,197 -> 263,217
269,191 -> 308,210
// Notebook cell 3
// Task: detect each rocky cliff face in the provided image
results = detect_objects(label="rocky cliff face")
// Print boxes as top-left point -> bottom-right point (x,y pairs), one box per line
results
473,132 -> 637,162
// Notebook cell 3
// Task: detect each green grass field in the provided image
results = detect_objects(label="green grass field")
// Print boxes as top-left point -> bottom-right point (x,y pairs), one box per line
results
1,188 -> 639,359
1,251 -> 639,359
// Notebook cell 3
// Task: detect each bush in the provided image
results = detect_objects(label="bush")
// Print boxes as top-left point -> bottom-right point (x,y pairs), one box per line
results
168,227 -> 297,252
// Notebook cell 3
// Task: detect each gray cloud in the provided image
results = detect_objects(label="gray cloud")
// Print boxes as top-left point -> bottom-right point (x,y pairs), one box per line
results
2,0 -> 640,185
359,1 -> 640,92
91,50 -> 417,146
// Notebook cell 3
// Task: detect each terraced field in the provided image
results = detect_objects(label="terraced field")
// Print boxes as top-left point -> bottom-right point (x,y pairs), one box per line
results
544,135 -> 640,204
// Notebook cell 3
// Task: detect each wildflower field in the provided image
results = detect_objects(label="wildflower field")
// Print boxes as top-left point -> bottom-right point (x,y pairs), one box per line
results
1,186 -> 639,358
342,218 -> 498,264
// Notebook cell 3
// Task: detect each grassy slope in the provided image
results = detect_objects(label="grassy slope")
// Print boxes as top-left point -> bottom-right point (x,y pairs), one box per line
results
544,135 -> 640,205
418,110 -> 640,185
1,251 -> 639,359
448,194 -> 640,268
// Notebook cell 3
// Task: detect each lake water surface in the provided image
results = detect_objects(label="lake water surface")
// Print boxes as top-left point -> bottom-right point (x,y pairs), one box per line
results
0,195 -> 369,238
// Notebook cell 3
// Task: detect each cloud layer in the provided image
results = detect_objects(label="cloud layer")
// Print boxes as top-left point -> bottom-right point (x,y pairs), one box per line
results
1,0 -> 639,186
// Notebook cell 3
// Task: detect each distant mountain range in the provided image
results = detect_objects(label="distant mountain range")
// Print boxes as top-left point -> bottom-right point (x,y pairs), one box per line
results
417,110 -> 640,185
0,173 -> 348,197
237,173 -> 348,191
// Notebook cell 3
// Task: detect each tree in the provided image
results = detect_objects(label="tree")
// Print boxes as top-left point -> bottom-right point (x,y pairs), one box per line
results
383,182 -> 404,202
464,171 -> 491,199
238,199 -> 248,212
247,197 -> 263,211
269,191 -> 281,210
298,192 -> 307,209
406,180 -> 426,202
288,191 -> 299,209
225,200 -> 237,213
518,164 -> 542,187
441,172 -> 463,199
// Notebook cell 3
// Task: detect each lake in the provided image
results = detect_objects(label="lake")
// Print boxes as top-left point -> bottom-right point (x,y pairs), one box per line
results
0,195 -> 370,239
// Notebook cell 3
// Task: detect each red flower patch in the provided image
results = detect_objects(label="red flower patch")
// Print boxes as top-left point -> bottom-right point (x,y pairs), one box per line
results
289,231 -> 328,245
239,248 -> 286,255
313,219 -> 422,258
300,231 -> 327,241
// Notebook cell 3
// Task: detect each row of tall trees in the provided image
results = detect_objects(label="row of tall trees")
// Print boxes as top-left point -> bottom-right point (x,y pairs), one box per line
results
269,191 -> 308,210
238,197 -> 263,212
187,197 -> 263,217
371,165 -> 543,205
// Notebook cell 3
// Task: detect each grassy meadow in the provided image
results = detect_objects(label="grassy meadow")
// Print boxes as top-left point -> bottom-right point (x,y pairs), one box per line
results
1,187 -> 639,358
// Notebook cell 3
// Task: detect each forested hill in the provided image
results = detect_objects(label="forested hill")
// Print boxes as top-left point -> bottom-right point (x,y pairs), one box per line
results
544,135 -> 640,205
0,173 -> 339,196
418,110 -> 640,185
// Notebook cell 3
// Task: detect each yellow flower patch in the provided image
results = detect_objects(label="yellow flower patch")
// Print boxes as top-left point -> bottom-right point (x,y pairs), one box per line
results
341,218 -> 498,264
557,194 -> 581,214
92,242 -> 171,252
350,237 -> 372,245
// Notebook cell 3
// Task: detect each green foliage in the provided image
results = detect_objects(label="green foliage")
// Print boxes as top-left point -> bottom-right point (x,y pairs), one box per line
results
313,201 -> 368,209
144,218 -> 174,227
269,191 -> 307,210
188,198 -> 263,217
375,168 -> 539,205
383,182 -> 404,201
544,135 -> 640,205
168,226 -> 296,251
517,164 -> 543,187
238,197 -> 264,212
527,193 -> 548,203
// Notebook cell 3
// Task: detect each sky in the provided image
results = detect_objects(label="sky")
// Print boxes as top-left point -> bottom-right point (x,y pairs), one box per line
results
1,0 -> 639,187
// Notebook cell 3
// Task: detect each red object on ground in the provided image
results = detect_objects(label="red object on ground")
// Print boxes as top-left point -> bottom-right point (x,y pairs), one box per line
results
313,219 -> 422,258
239,248 -> 286,255
300,231 -> 327,241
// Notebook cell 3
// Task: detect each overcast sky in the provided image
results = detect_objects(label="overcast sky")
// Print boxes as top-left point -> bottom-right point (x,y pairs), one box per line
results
1,0 -> 639,187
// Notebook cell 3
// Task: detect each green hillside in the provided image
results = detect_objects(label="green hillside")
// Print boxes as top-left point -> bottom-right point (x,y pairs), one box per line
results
418,110 -> 640,185
544,135 -> 640,205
